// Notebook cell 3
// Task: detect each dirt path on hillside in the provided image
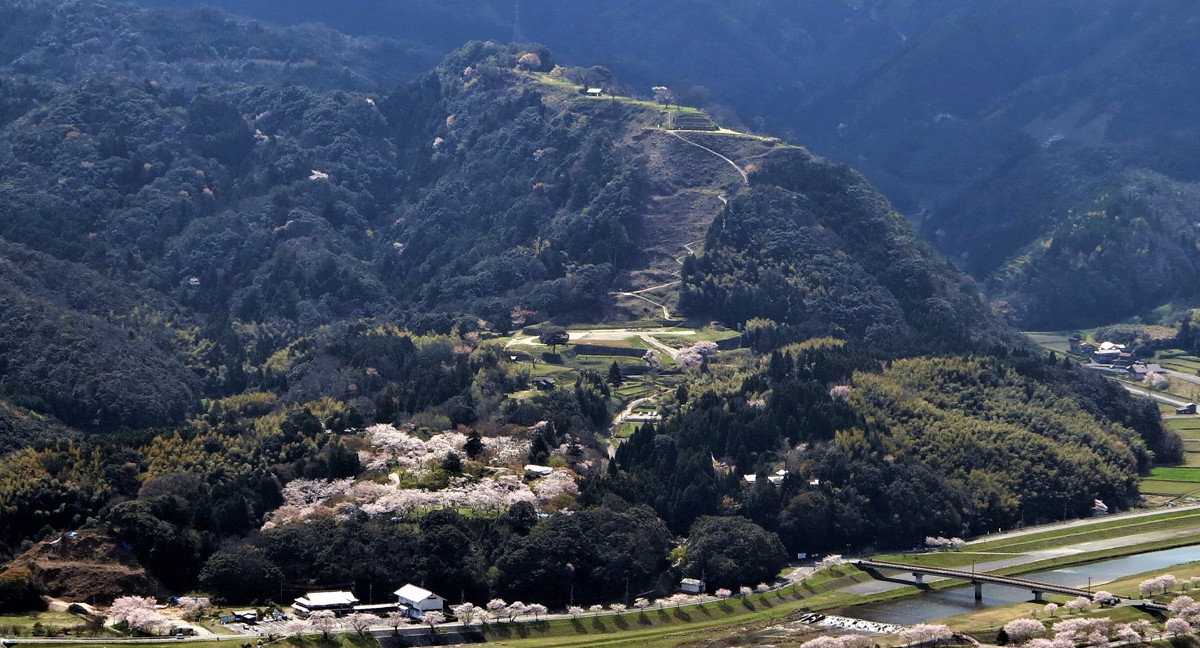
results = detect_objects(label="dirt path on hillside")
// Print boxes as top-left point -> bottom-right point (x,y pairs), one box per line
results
666,131 -> 749,185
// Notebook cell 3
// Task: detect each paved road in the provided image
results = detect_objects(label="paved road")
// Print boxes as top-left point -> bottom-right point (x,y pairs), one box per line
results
1116,381 -> 1192,408
1165,369 -> 1200,389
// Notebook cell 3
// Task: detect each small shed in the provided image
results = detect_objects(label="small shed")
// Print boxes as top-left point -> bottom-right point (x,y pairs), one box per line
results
679,578 -> 705,594
394,584 -> 445,619
533,377 -> 557,390
525,464 -> 554,477
585,87 -> 604,96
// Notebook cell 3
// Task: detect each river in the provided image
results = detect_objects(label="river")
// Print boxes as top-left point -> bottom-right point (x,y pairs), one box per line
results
845,544 -> 1200,625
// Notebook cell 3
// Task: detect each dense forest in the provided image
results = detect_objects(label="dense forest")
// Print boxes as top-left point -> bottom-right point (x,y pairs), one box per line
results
0,0 -> 1185,611
129,0 -> 1200,327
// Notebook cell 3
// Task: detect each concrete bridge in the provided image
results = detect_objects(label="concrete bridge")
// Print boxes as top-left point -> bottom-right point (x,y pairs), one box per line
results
853,559 -> 1116,603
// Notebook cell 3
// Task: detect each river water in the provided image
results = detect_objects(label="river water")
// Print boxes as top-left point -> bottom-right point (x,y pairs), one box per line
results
845,544 -> 1200,625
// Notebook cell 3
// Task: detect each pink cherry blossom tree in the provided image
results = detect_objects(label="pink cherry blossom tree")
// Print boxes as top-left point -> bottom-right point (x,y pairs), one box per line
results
1167,617 -> 1193,637
308,610 -> 337,638
1003,618 -> 1047,645
505,601 -> 528,622
527,603 -> 547,621
385,611 -> 408,634
421,610 -> 445,631
346,612 -> 379,635
108,596 -> 167,635
452,602 -> 478,626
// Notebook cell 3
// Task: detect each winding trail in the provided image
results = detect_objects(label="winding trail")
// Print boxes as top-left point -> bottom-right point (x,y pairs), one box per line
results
666,130 -> 749,185
611,236 -> 705,319
606,391 -> 669,458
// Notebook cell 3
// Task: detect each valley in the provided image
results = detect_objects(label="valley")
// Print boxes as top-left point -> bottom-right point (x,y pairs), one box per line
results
0,3 -> 1198,648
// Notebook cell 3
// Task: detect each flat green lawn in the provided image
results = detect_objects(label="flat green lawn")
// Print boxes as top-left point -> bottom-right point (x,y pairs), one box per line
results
1024,332 -> 1071,353
1140,480 -> 1200,496
0,610 -> 101,634
874,508 -> 1200,567
0,611 -> 84,627
1168,419 -> 1200,435
1149,466 -> 1200,482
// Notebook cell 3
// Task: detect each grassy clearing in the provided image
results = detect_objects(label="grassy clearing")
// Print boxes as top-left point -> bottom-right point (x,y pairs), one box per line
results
1140,480 -> 1200,496
1025,332 -> 1072,353
1167,420 -> 1200,436
0,611 -> 89,628
874,508 -> 1200,567
1149,467 -> 1200,482
0,610 -> 108,637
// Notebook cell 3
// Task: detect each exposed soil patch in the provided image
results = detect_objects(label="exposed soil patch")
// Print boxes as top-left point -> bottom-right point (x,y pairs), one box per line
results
10,530 -> 165,604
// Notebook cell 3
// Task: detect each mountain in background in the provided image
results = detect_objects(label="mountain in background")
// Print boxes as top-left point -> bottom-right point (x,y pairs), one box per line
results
127,0 -> 1200,328
0,0 -> 1013,441
0,0 -> 1181,605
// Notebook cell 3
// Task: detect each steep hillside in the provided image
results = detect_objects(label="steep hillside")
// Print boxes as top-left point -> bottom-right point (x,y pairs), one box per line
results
0,0 -> 1012,444
682,147 -> 1004,354
0,0 -> 1182,607
126,0 -> 1200,327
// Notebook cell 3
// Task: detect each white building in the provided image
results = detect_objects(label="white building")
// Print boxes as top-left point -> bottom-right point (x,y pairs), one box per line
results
680,578 -> 705,594
394,584 -> 445,619
292,591 -> 359,618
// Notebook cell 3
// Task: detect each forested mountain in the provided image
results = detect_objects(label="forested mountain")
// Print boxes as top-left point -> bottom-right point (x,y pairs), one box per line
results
129,0 -> 1200,327
0,0 -> 1184,609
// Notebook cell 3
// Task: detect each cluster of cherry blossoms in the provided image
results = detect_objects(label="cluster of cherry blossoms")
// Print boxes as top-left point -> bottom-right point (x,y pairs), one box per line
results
1048,617 -> 1149,646
358,424 -> 529,473
898,624 -> 954,645
108,596 -> 169,634
800,634 -> 875,648
923,536 -> 966,549
532,469 -> 579,502
263,474 -> 544,528
675,341 -> 719,371
1140,573 -> 1200,596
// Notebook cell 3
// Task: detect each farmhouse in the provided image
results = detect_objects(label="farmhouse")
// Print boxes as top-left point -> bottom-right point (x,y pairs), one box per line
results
1093,341 -> 1126,363
533,376 -> 556,390
292,591 -> 359,618
394,583 -> 445,619
1128,363 -> 1165,380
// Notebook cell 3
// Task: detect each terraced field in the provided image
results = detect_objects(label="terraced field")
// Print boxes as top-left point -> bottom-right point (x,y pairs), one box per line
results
1142,417 -> 1200,497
